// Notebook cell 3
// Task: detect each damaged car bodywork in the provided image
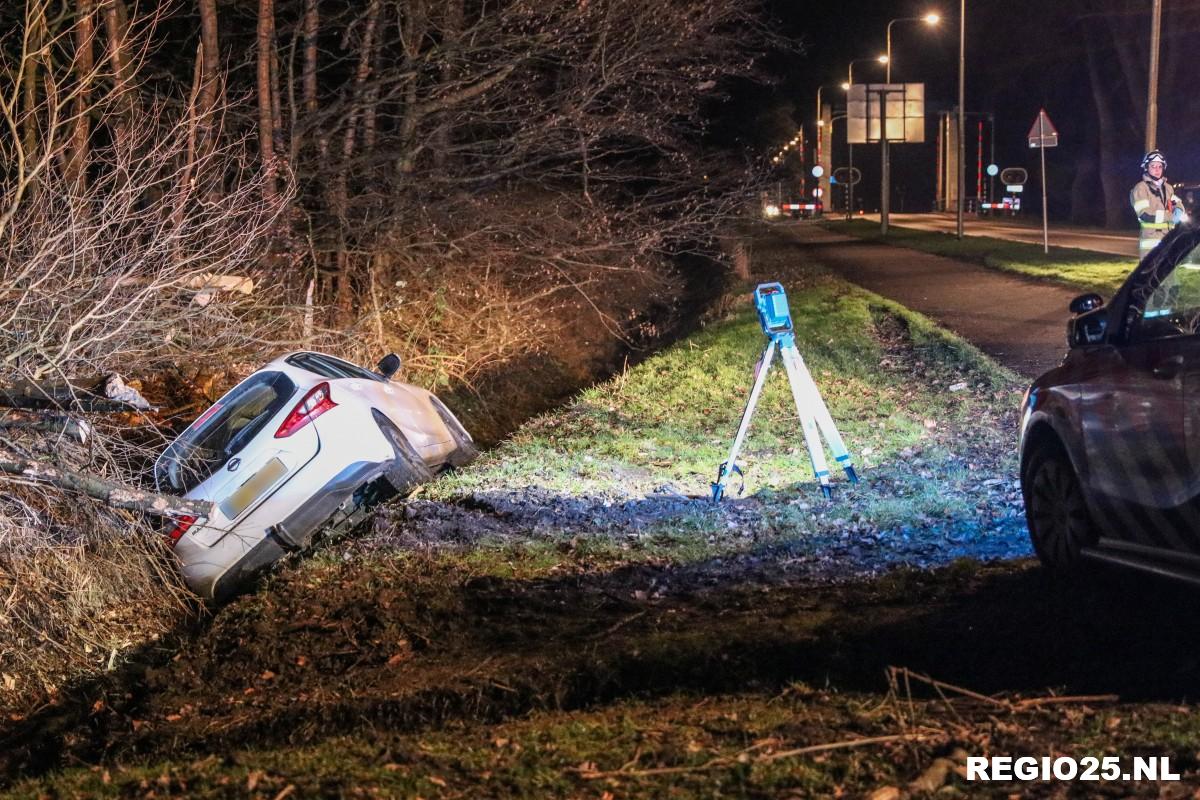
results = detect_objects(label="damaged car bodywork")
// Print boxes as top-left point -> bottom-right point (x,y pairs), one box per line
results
155,351 -> 476,601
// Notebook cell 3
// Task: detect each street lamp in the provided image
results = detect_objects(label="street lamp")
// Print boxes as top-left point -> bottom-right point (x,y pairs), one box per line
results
880,12 -> 940,235
845,56 -> 888,219
885,13 -> 939,84
814,84 -> 840,207
847,54 -> 888,87
1146,0 -> 1162,151
957,0 -> 965,239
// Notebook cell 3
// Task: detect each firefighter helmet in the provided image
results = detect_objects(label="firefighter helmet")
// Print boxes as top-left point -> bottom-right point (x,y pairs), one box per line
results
1142,150 -> 1168,171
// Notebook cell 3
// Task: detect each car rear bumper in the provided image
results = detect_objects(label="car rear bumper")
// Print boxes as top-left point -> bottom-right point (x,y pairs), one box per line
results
272,460 -> 386,548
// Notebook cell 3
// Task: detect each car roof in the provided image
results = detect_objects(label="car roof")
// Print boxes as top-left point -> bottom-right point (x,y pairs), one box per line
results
264,351 -> 384,383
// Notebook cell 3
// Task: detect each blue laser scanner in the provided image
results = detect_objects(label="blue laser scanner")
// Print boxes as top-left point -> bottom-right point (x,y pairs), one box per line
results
712,282 -> 859,501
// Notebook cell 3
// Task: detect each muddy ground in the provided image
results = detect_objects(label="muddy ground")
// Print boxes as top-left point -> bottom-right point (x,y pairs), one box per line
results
6,555 -> 1200,798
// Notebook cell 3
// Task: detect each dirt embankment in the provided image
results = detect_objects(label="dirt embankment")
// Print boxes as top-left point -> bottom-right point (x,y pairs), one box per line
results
8,554 -> 1200,797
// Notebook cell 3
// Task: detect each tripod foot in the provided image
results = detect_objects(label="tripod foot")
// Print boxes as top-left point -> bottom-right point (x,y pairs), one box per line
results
843,465 -> 859,484
819,483 -> 833,500
711,482 -> 725,503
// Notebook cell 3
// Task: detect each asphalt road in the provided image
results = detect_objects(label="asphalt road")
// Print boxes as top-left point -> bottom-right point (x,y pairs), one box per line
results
864,212 -> 1139,258
783,224 -> 1080,379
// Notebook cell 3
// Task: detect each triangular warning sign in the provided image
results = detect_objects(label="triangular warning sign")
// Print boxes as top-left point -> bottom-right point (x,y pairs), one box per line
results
1027,109 -> 1058,148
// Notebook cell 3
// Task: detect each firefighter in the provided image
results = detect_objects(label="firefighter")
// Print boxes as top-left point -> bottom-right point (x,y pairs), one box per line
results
1130,150 -> 1186,256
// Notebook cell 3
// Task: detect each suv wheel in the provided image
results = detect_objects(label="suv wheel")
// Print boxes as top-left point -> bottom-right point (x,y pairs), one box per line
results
1023,441 -> 1096,571
374,413 -> 434,493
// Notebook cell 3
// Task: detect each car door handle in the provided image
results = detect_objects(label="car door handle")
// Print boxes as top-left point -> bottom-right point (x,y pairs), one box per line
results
1152,355 -> 1184,379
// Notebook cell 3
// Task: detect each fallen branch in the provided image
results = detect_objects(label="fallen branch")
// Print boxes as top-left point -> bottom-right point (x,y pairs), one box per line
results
889,667 -> 1120,714
888,667 -> 1009,709
0,374 -> 153,413
573,732 -> 937,780
1010,694 -> 1119,712
0,414 -> 91,442
0,455 -> 213,519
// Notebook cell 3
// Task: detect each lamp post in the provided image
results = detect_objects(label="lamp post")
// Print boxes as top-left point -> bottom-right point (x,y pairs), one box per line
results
956,0 -> 966,239
881,13 -> 940,236
845,55 -> 887,219
1145,0 -> 1162,151
815,85 -> 831,205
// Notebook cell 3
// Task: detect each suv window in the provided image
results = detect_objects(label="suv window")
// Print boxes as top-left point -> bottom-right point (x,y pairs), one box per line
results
155,371 -> 296,493
1132,244 -> 1200,341
285,352 -> 382,382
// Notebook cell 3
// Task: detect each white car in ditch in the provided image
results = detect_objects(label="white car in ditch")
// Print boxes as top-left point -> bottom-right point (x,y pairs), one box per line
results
154,351 -> 476,601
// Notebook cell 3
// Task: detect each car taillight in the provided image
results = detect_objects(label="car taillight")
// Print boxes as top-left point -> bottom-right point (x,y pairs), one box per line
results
274,382 -> 336,438
166,514 -> 197,547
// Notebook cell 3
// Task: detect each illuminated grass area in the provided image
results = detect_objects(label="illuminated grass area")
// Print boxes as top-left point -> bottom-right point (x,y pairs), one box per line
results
435,258 -> 1015,499
824,219 -> 1135,296
420,230 -> 1023,560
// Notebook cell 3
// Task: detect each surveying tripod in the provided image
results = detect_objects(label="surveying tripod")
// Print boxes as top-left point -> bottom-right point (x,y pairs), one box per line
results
711,283 -> 858,502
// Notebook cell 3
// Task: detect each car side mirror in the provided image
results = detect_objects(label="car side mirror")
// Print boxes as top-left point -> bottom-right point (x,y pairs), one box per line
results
1068,307 -> 1109,348
376,353 -> 402,379
1069,293 -> 1104,315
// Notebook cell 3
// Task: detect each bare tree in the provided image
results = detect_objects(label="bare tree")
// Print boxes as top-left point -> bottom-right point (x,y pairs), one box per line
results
67,0 -> 96,189
257,0 -> 279,201
196,0 -> 221,154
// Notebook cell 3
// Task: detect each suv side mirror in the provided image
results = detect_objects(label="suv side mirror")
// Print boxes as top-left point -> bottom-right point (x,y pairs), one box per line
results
1068,307 -> 1109,348
1069,293 -> 1104,315
376,353 -> 402,379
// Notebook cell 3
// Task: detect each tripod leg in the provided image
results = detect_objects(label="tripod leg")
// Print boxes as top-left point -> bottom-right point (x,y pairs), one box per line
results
780,346 -> 858,483
779,344 -> 833,498
712,340 -> 776,501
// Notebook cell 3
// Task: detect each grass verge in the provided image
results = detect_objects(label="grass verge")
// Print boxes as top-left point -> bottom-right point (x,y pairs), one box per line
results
823,219 -> 1134,296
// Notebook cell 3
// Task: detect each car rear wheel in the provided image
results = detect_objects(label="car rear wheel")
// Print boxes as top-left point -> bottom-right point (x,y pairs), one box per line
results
1023,441 -> 1096,572
432,399 -> 478,469
375,413 -> 435,493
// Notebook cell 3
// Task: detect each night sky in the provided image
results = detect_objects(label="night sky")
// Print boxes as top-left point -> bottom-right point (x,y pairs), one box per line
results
717,1 -> 1197,227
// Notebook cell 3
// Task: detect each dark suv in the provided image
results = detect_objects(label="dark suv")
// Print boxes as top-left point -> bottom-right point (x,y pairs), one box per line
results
1020,225 -> 1200,583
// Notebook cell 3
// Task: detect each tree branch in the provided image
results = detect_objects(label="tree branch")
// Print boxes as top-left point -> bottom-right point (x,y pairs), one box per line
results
0,454 -> 213,518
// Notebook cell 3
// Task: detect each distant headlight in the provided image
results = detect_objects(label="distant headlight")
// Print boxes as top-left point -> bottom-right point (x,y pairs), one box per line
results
763,204 -> 781,218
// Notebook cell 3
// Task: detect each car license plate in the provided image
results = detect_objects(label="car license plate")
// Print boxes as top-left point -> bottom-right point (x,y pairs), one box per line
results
219,457 -> 288,519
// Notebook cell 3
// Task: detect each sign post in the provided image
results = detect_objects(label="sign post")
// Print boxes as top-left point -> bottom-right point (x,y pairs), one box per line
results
847,83 -> 926,233
1027,109 -> 1059,254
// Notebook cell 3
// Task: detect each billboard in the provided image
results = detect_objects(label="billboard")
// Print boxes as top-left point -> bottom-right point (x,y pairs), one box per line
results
847,83 -> 925,144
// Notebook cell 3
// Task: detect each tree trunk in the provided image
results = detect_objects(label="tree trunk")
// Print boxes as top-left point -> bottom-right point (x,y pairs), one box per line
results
431,0 -> 463,169
69,0 -> 95,190
329,0 -> 381,224
1086,40 -> 1128,230
270,27 -> 284,161
396,0 -> 430,176
1069,153 -> 1098,226
21,4 -> 46,167
302,0 -> 318,114
197,0 -> 221,149
362,25 -> 385,152
257,0 -> 278,202
102,0 -> 135,146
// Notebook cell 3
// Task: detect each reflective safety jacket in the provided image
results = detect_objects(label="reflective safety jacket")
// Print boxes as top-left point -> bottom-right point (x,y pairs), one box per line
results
1130,177 -> 1179,254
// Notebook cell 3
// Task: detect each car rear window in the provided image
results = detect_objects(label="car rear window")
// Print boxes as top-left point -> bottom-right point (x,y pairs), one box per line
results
156,371 -> 296,493
285,352 -> 383,382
